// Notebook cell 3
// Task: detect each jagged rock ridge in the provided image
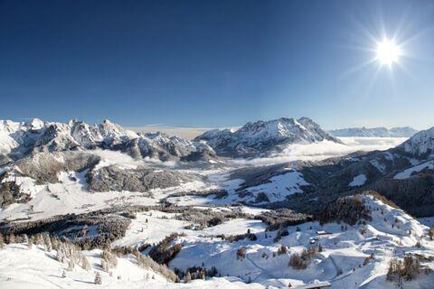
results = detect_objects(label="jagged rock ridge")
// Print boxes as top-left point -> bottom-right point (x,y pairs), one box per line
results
0,119 -> 216,162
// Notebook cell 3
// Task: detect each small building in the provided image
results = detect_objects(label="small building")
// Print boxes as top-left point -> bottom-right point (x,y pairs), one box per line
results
316,230 -> 331,236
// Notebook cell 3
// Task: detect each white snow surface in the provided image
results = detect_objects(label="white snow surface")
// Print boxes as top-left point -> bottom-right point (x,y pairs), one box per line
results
0,244 -> 262,289
245,169 -> 309,203
394,160 -> 434,180
349,174 -> 367,187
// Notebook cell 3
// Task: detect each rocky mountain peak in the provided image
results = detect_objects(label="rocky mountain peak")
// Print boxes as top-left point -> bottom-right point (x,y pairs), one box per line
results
0,118 -> 216,162
195,117 -> 340,158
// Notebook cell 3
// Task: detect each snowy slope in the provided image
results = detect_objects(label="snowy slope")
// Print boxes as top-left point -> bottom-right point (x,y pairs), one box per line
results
400,127 -> 434,157
168,194 -> 434,289
244,170 -> 309,203
0,244 -> 264,289
394,160 -> 434,180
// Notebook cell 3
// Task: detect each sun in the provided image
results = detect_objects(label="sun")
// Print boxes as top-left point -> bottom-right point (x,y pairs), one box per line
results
375,39 -> 402,66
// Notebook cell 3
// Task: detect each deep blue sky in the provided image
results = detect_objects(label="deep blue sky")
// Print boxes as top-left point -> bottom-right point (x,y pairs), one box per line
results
1,0 -> 434,129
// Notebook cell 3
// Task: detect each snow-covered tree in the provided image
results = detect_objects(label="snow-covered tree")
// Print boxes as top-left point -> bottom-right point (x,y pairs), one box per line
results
67,259 -> 75,271
184,271 -> 191,283
101,259 -> 108,272
94,272 -> 102,285
0,234 -> 5,249
43,233 -> 52,251
7,234 -> 16,244
80,255 -> 91,271
101,249 -> 117,271
27,235 -> 33,249
22,234 -> 29,245
56,249 -> 65,263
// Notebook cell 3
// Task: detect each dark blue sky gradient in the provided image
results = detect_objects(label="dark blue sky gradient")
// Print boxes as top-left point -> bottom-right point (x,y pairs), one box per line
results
1,0 -> 434,128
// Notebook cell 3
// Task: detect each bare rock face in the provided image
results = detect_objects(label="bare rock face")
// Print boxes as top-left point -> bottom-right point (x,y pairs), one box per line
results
87,165 -> 192,193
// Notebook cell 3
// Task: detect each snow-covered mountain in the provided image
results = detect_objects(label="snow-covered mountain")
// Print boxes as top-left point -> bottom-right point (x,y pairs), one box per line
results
329,126 -> 417,137
195,117 -> 341,158
0,119 -> 215,162
294,126 -> 434,217
399,127 -> 434,157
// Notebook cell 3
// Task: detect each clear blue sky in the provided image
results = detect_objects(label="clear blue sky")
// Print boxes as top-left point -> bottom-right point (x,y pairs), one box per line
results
1,0 -> 434,129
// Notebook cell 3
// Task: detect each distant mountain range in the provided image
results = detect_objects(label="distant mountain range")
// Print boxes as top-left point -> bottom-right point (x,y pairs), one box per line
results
0,118 -> 216,163
328,126 -> 418,137
195,117 -> 341,158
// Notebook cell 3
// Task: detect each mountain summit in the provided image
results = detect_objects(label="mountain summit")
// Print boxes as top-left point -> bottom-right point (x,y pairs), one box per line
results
0,119 -> 215,162
195,117 -> 340,158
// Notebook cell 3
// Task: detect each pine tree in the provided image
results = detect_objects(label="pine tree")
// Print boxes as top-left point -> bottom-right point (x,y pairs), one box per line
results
0,234 -> 4,249
81,255 -> 91,271
184,271 -> 191,283
22,234 -> 29,245
35,233 -> 43,246
67,259 -> 75,271
61,270 -> 66,278
94,272 -> 102,285
43,233 -> 52,251
101,259 -> 108,272
51,237 -> 60,251
27,235 -> 33,249
56,249 -> 65,263
8,234 -> 16,244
